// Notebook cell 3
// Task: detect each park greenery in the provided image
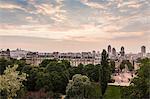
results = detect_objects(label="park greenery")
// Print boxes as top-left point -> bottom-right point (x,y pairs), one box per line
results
121,58 -> 150,99
0,65 -> 27,98
119,60 -> 134,71
0,52 -> 150,99
65,74 -> 91,99
100,49 -> 111,98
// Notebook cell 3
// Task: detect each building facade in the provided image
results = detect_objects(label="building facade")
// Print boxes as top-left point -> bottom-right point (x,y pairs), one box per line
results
25,51 -> 101,66
0,49 -> 10,59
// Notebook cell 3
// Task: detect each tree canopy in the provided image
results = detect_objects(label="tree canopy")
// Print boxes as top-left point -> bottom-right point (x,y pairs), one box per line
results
65,74 -> 91,99
0,65 -> 27,98
121,58 -> 150,99
119,60 -> 134,71
100,49 -> 111,97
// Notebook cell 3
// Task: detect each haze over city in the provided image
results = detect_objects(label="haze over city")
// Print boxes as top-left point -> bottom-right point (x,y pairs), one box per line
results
0,0 -> 150,52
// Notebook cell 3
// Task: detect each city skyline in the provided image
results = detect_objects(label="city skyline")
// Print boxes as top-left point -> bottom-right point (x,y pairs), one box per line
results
0,0 -> 150,52
0,36 -> 149,54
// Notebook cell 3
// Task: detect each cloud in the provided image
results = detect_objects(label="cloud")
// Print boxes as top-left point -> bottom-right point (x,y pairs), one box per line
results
117,1 -> 142,8
0,3 -> 26,11
36,4 -> 56,15
80,0 -> 106,9
0,0 -> 67,23
27,0 -> 67,22
0,0 -> 149,44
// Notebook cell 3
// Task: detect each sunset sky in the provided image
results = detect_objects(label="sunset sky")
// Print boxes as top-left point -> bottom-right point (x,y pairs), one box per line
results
0,0 -> 150,53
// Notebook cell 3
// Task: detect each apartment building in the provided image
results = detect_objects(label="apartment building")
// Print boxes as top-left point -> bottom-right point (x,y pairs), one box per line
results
25,51 -> 101,66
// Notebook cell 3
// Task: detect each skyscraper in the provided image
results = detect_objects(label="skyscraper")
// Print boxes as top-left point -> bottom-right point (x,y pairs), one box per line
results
120,46 -> 125,56
141,46 -> 146,54
112,48 -> 116,56
108,45 -> 111,53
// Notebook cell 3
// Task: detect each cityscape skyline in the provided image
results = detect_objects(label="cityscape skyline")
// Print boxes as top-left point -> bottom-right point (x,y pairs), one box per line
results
1,44 -> 149,67
1,37 -> 149,54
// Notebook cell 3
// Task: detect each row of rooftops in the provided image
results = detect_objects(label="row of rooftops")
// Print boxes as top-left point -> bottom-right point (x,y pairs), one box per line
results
26,51 -> 101,59
0,49 -> 149,61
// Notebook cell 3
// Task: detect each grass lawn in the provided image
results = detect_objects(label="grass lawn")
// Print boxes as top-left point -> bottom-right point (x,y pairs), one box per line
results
91,83 -> 122,99
104,85 -> 122,99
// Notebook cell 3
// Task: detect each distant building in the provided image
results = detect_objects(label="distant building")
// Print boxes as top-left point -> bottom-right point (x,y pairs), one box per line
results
120,46 -> 125,56
108,45 -> 111,53
10,48 -> 29,59
26,52 -> 39,66
146,53 -> 150,58
107,45 -> 112,59
112,48 -> 116,56
0,49 -> 10,59
3,45 -> 148,67
141,46 -> 146,54
25,51 -> 101,66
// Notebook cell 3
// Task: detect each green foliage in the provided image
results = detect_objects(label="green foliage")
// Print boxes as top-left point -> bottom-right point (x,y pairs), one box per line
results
120,62 -> 125,71
21,60 -> 70,94
104,86 -> 122,99
68,63 -> 100,82
61,60 -> 71,69
39,59 -> 57,67
50,71 -> 68,93
0,65 -> 27,98
100,49 -> 111,96
110,60 -> 115,73
65,74 -> 91,99
119,60 -> 134,71
121,58 -> 150,99
23,66 -> 38,91
76,63 -> 85,74
15,59 -> 27,71
127,61 -> 134,71
35,72 -> 53,91
0,58 -> 11,75
84,64 -> 100,82
88,83 -> 101,98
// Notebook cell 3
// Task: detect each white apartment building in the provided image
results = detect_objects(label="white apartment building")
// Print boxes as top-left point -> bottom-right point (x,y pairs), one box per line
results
10,49 -> 29,59
25,51 -> 101,66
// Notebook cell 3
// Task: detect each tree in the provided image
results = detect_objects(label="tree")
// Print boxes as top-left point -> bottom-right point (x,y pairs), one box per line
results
0,65 -> 27,98
77,63 -> 85,74
100,49 -> 111,97
126,60 -> 134,71
66,74 -> 91,99
110,60 -> 115,73
50,71 -> 67,93
35,72 -> 53,92
120,62 -> 125,71
119,60 -> 134,72
84,64 -> 99,82
16,59 -> 27,71
22,66 -> 38,91
39,59 -> 57,67
0,58 -> 10,75
121,58 -> 150,99
61,60 -> 71,69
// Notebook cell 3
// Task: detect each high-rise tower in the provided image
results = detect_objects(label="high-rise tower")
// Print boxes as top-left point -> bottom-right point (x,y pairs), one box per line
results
112,48 -> 116,56
141,46 -> 146,54
120,46 -> 125,56
108,45 -> 111,53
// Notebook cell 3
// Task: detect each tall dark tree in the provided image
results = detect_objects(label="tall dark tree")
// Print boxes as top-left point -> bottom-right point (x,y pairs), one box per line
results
100,49 -> 111,97
110,60 -> 115,73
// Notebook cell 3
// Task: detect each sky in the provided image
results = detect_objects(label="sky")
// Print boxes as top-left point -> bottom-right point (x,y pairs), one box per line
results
0,0 -> 150,53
